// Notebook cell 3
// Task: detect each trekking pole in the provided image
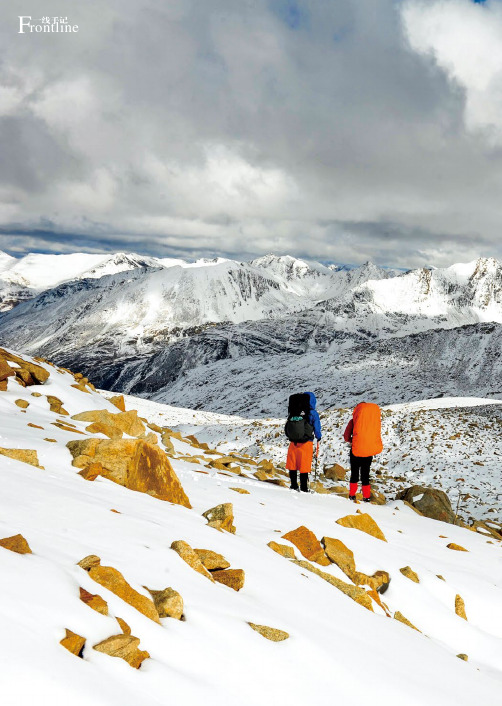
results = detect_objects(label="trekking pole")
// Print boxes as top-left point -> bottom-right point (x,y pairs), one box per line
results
314,441 -> 320,482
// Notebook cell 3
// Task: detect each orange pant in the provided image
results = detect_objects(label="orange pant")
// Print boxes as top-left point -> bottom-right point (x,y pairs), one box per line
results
286,441 -> 313,474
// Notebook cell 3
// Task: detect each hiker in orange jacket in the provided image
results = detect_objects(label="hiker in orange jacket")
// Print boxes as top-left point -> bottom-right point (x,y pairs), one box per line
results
343,402 -> 383,502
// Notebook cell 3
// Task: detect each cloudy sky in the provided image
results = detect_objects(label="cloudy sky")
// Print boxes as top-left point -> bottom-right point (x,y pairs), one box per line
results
0,0 -> 501,267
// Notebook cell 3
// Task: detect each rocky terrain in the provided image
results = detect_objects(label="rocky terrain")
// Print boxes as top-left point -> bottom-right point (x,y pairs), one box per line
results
1,346 -> 502,705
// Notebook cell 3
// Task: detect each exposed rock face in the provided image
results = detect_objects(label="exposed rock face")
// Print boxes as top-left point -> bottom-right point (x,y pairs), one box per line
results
455,594 -> 467,620
78,462 -> 104,481
248,623 -> 289,641
194,549 -> 230,571
396,486 -> 455,524
202,503 -> 236,533
87,565 -> 161,623
394,611 -> 421,632
335,513 -> 387,542
67,438 -> 191,508
400,566 -> 420,583
93,634 -> 149,669
0,447 -> 41,468
0,533 -> 32,554
447,543 -> 468,552
293,559 -> 373,612
212,569 -> 245,591
323,463 -> 347,481
0,357 -> 15,382
79,587 -> 108,615
171,540 -> 215,582
60,629 -> 85,657
282,526 -> 330,566
146,587 -> 184,619
267,541 -> 296,559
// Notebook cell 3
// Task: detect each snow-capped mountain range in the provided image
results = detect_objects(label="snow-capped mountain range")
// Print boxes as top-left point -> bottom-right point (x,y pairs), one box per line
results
0,251 -> 501,412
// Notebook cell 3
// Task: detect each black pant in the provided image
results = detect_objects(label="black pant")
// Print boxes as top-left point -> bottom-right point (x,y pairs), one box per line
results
289,470 -> 309,492
350,452 -> 373,485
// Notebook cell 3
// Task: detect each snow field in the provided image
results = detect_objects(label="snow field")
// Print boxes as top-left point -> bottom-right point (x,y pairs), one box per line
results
0,354 -> 501,704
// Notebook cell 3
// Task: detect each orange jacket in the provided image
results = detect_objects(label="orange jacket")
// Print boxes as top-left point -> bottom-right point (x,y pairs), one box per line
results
343,402 -> 383,457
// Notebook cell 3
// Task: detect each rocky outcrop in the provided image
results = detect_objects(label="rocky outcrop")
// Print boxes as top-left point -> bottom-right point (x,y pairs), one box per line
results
248,623 -> 289,641
60,629 -> 85,657
0,533 -> 32,554
212,569 -> 245,591
194,549 -> 230,571
202,503 -> 236,533
86,564 -> 161,623
400,566 -> 420,583
171,540 -> 215,581
396,486 -> 455,524
146,587 -> 184,619
93,634 -> 149,669
78,462 -> 104,481
282,526 -> 330,566
322,537 -> 355,576
335,513 -> 387,542
67,438 -> 191,507
0,448 -> 41,468
79,587 -> 108,615
109,395 -> 126,412
71,409 -> 146,438
0,348 -> 49,385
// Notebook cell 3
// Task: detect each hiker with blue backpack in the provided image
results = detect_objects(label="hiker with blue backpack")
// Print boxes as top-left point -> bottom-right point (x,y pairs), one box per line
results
285,392 -> 322,492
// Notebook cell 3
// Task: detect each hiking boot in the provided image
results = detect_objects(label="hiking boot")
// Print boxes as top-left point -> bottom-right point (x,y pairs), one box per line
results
362,497 -> 371,503
348,495 -> 356,502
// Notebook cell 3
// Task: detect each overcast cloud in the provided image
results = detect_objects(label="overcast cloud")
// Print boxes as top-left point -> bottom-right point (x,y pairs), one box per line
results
0,0 -> 501,267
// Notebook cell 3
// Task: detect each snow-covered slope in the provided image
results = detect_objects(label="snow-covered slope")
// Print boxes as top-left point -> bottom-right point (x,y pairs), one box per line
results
1,349 -> 502,705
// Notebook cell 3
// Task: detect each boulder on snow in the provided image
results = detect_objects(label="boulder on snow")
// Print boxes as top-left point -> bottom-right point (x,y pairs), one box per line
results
447,543 -> 468,552
323,463 -> 347,481
229,487 -> 250,495
322,537 -> 356,576
46,395 -> 69,415
79,587 -> 108,615
66,438 -> 191,508
60,629 -> 85,657
77,554 -> 101,571
0,533 -> 32,554
15,399 -> 29,409
116,617 -> 131,635
212,569 -> 245,591
400,566 -> 420,583
455,594 -> 467,620
93,634 -> 149,669
171,540 -> 215,582
267,541 -> 296,559
0,357 -> 15,382
396,486 -> 455,524
194,549 -> 230,571
248,623 -> 289,641
109,395 -> 126,412
335,513 -> 387,542
87,565 -> 161,623
202,503 -> 236,533
282,526 -> 330,566
394,611 -> 421,632
0,447 -> 41,469
146,587 -> 184,620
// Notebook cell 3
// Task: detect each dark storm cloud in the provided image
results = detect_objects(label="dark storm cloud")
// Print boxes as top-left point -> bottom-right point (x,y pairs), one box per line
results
0,0 -> 501,267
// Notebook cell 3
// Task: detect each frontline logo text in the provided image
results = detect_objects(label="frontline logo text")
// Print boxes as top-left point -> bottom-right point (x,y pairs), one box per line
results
19,16 -> 79,33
